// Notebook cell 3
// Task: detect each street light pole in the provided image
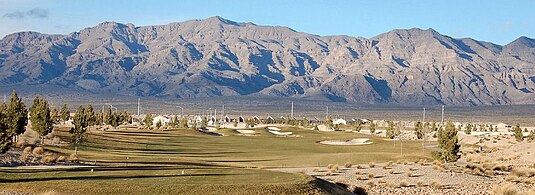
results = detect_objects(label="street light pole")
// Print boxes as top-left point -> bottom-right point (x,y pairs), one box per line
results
176,106 -> 184,117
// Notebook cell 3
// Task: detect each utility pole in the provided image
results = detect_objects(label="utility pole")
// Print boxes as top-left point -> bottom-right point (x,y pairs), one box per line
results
3,94 -> 6,103
422,107 -> 426,155
137,98 -> 140,116
441,105 -> 445,127
325,106 -> 329,120
290,101 -> 294,118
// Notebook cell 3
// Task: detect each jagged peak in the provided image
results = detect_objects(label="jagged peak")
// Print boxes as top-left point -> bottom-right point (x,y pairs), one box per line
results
506,36 -> 535,48
198,16 -> 241,26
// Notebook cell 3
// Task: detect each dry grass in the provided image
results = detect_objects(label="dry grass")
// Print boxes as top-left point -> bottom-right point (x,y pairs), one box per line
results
407,171 -> 413,177
511,167 -> 535,177
416,181 -> 424,187
430,181 -> 442,189
354,170 -> 361,175
356,164 -> 364,169
377,178 -> 386,184
368,162 -> 376,168
32,147 -> 44,155
492,183 -> 517,195
325,170 -> 333,176
327,164 -> 334,169
330,164 -> 340,173
344,162 -> 352,168
366,181 -> 375,186
389,170 -> 395,174
367,173 -> 375,179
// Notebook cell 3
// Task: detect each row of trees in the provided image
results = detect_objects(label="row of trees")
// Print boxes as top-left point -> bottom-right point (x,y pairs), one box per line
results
0,91 -> 28,153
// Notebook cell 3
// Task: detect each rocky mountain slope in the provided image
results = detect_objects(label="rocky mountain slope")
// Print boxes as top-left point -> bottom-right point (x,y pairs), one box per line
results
0,16 -> 534,105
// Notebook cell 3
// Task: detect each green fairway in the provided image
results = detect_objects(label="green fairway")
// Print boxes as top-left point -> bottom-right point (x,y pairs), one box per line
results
0,126 -> 435,194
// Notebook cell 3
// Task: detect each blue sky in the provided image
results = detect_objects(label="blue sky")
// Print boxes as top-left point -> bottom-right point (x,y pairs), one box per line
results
0,0 -> 533,45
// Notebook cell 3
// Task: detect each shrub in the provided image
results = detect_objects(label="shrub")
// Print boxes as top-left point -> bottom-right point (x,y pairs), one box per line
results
23,146 -> 32,154
354,170 -> 361,175
41,152 -> 57,163
399,180 -> 409,187
56,156 -> 66,162
417,181 -> 424,187
344,162 -> 352,168
492,183 -> 517,195
389,170 -> 395,174
331,164 -> 340,172
430,181 -> 442,189
20,153 -> 29,161
325,170 -> 333,176
407,171 -> 413,177
484,170 -> 494,176
369,162 -> 376,168
14,140 -> 26,148
368,173 -> 375,179
353,186 -> 367,195
511,167 -> 533,177
32,147 -> 45,155
69,153 -> 78,162
356,164 -> 364,169
366,181 -> 375,186
327,164 -> 334,169
378,178 -> 386,183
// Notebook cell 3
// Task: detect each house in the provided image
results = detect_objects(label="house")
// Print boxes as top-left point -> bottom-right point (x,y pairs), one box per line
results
225,115 -> 231,123
152,115 -> 170,126
266,116 -> 274,124
495,123 -> 511,132
333,118 -> 347,125
238,116 -> 245,123
252,116 -> 261,123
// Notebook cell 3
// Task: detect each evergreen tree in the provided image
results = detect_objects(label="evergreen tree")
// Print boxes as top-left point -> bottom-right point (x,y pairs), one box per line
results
386,121 -> 396,139
6,91 -> 28,142
201,117 -> 208,128
511,124 -> 523,142
60,103 -> 70,123
50,107 -> 60,124
29,97 -> 53,143
0,103 -> 11,153
70,106 -> 88,155
85,104 -> 96,126
464,124 -> 472,135
143,113 -> 153,129
436,121 -> 460,162
103,106 -> 112,125
155,120 -> 162,130
180,117 -> 188,128
414,121 -> 424,139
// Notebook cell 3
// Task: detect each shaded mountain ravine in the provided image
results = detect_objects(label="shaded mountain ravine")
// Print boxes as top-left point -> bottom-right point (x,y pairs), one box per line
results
0,16 -> 534,106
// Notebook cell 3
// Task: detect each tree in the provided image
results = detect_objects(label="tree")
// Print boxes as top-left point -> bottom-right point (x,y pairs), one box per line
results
180,117 -> 188,128
353,121 -> 363,132
143,113 -> 153,129
29,97 -> 53,143
5,91 -> 28,143
70,106 -> 88,156
386,121 -> 396,139
324,116 -> 334,128
464,124 -> 472,135
103,106 -> 112,125
155,120 -> 162,130
302,117 -> 309,127
414,121 -> 424,139
511,124 -> 523,142
201,117 -> 208,128
435,121 -> 460,162
368,121 -> 376,134
50,107 -> 60,124
245,118 -> 256,128
85,104 -> 96,126
60,104 -> 70,123
0,103 -> 11,153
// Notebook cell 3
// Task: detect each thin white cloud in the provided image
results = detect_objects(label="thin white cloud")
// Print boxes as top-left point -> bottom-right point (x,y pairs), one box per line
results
2,8 -> 48,20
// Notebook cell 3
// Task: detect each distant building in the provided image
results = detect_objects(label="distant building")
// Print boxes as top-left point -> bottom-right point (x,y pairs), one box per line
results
333,118 -> 347,125
152,115 -> 170,126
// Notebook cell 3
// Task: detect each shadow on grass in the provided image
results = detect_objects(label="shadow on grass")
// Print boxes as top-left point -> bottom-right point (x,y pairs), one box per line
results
0,165 -> 223,174
0,173 -> 242,183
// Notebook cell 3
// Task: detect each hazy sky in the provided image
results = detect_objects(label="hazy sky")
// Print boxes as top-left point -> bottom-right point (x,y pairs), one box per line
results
0,0 -> 533,45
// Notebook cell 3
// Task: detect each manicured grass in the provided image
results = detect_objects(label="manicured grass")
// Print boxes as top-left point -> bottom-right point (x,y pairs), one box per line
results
0,125 -> 435,194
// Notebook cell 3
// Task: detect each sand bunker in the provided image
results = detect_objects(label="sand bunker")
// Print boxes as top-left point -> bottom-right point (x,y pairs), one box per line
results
236,130 -> 256,134
267,127 -> 281,131
320,138 -> 372,145
268,130 -> 292,135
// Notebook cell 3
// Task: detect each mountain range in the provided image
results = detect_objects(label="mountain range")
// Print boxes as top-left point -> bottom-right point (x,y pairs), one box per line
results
1,16 -> 534,105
